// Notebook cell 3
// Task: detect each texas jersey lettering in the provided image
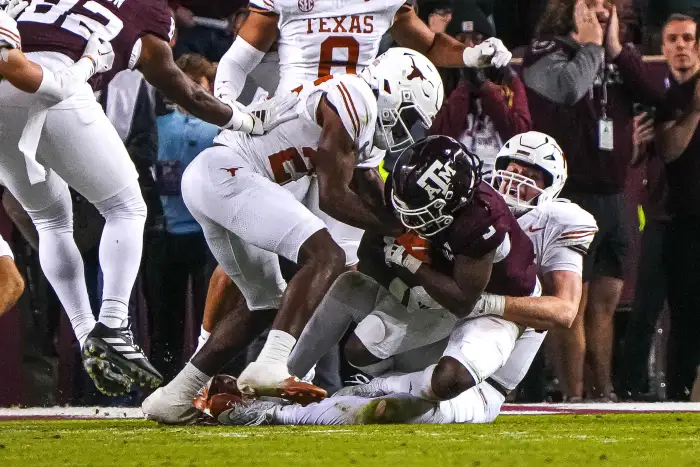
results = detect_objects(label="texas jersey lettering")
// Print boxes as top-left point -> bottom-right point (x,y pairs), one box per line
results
17,0 -> 173,90
251,0 -> 406,93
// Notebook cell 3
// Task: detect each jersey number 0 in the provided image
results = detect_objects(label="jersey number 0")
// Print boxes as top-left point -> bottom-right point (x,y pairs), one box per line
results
318,36 -> 360,78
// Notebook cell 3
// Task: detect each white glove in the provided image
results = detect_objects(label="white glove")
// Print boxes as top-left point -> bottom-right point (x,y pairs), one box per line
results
4,0 -> 28,19
384,237 -> 422,274
81,34 -> 115,74
462,37 -> 512,68
221,100 -> 264,134
468,293 -> 506,318
246,92 -> 300,132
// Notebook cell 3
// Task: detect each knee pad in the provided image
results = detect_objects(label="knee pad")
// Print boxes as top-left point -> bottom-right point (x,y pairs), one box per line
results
27,188 -> 73,234
94,183 -> 147,221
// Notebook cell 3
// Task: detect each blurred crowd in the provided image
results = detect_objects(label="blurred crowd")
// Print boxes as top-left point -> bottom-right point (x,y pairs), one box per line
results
2,0 -> 700,407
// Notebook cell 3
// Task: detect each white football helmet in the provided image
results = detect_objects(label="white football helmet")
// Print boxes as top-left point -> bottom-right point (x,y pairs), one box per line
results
491,131 -> 567,213
360,47 -> 444,153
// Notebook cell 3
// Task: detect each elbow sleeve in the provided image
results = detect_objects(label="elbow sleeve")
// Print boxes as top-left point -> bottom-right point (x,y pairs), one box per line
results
214,36 -> 265,102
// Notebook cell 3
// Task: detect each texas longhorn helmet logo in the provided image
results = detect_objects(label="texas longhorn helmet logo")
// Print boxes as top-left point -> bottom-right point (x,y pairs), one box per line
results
406,56 -> 426,81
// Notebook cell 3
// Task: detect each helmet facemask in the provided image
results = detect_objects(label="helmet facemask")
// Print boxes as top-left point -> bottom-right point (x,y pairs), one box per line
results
378,89 -> 433,153
491,160 -> 557,215
392,191 -> 456,237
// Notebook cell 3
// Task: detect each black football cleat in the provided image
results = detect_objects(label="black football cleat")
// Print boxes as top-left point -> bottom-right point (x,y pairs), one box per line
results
82,323 -> 163,394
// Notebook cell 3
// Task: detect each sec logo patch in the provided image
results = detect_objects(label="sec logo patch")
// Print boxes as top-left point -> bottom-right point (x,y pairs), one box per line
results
298,0 -> 314,12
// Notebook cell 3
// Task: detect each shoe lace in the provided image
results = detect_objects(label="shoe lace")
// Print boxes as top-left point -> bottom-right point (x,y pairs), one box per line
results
344,374 -> 372,386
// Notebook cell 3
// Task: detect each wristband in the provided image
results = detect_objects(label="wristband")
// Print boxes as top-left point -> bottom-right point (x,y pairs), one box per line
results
402,254 -> 422,274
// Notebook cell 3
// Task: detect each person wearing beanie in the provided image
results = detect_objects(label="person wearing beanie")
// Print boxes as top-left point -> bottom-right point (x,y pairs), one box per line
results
430,3 -> 530,175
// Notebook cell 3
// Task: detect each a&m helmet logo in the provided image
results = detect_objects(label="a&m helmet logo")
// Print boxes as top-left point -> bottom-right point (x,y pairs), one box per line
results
298,0 -> 314,12
417,160 -> 455,201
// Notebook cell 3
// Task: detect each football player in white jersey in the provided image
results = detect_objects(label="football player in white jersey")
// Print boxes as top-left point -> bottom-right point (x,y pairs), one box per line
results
205,131 -> 599,426
0,2 -> 115,106
196,0 -> 515,353
142,48 -> 444,424
212,0 -> 512,268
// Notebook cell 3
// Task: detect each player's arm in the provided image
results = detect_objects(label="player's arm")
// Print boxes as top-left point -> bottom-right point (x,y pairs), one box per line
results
411,250 -> 495,318
138,34 -> 233,127
389,4 -> 466,68
214,8 -> 278,103
390,4 -> 511,69
314,97 -> 405,237
497,270 -> 581,329
350,168 -> 388,212
0,244 -> 24,317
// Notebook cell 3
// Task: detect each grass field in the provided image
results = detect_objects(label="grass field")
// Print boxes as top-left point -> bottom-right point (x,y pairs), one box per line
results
1,413 -> 699,467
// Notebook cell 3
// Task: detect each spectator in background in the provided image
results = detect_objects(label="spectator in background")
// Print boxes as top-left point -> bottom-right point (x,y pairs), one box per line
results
429,2 -> 530,176
170,0 -> 247,61
654,14 -> 700,400
417,0 -> 454,33
618,104 -> 668,400
523,0 -> 664,401
147,53 -> 219,382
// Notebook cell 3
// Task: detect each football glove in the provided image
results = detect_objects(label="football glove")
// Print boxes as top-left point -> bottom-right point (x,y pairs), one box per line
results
384,236 -> 423,274
81,34 -> 115,74
3,0 -> 28,19
462,37 -> 512,69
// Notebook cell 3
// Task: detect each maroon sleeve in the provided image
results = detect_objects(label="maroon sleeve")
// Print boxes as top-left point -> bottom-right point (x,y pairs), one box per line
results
614,45 -> 666,106
136,0 -> 175,43
447,184 -> 509,259
477,72 -> 532,141
429,81 -> 471,139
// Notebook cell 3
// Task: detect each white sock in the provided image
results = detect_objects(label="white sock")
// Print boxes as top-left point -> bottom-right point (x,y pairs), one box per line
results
383,364 -> 439,401
256,329 -> 296,365
169,362 -> 212,400
94,184 -> 146,328
192,326 -> 211,358
27,190 -> 96,348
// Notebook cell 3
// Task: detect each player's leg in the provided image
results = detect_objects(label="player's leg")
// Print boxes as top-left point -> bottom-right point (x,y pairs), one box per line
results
0,102 -> 137,395
287,271 -> 382,379
39,103 -> 162,389
341,293 -> 457,379
369,317 -> 520,401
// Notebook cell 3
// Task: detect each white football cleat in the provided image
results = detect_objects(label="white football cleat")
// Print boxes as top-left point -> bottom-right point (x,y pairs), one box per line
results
217,398 -> 279,426
142,386 -> 200,425
237,361 -> 327,405
332,377 -> 388,398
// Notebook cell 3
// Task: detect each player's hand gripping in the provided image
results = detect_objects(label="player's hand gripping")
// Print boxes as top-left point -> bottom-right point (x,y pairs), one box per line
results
383,232 -> 429,273
220,92 -> 299,135
81,34 -> 115,74
462,37 -> 512,68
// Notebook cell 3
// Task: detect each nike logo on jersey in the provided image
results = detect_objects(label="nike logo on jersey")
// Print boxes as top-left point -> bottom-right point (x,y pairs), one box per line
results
222,167 -> 241,176
528,225 -> 546,233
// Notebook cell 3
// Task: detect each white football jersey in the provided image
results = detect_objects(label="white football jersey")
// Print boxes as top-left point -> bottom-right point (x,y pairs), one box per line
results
489,199 -> 598,390
214,73 -> 378,184
251,0 -> 407,94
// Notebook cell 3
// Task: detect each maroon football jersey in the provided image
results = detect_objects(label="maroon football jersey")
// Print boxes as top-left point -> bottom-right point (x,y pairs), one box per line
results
430,181 -> 537,298
358,182 -> 537,306
17,0 -> 173,90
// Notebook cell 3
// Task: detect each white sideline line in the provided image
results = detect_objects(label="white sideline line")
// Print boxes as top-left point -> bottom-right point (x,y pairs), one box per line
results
1,403 -> 700,420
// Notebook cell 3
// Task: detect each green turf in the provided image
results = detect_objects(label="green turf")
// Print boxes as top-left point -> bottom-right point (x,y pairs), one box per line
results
1,414 -> 699,466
